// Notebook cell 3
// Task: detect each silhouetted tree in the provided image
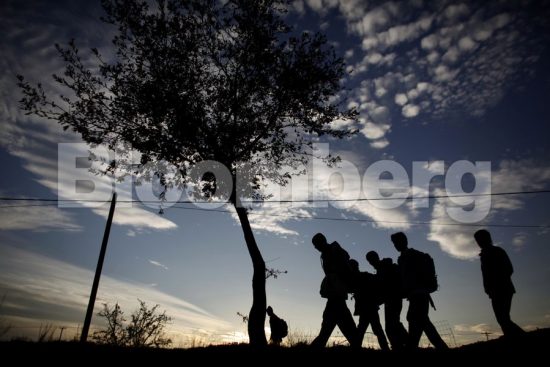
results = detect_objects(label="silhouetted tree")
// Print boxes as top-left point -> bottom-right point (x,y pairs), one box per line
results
18,0 -> 356,346
92,303 -> 126,346
92,300 -> 172,348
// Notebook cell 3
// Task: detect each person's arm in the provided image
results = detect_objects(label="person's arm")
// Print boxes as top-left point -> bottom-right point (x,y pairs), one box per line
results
480,257 -> 490,295
500,248 -> 514,276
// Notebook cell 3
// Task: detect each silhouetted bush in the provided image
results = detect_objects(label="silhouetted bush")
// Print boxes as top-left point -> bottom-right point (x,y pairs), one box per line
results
92,300 -> 172,348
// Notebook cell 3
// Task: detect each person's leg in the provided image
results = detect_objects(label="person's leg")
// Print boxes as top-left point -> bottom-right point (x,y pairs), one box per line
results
406,296 -> 423,349
423,320 -> 448,349
370,309 -> 390,351
395,299 -> 409,345
356,314 -> 369,347
384,301 -> 398,348
385,299 -> 407,350
507,294 -> 526,336
492,294 -> 524,337
334,299 -> 359,348
413,294 -> 448,349
311,299 -> 337,347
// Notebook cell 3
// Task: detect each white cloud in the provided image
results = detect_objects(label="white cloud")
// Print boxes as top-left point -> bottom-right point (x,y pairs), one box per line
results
473,27 -> 492,42
305,0 -> 323,12
369,105 -> 391,124
235,204 -> 314,236
149,260 -> 169,270
337,0 -> 366,20
491,159 -> 550,210
407,88 -> 419,100
361,36 -> 379,51
443,3 -> 470,20
402,104 -> 420,118
433,64 -> 454,81
330,118 -> 355,130
0,246 -> 232,341
366,52 -> 383,64
421,34 -> 438,50
374,16 -> 433,50
0,205 -> 82,232
512,232 -> 528,250
454,323 -> 495,334
370,138 -> 390,149
394,93 -> 408,106
416,82 -> 430,92
490,13 -> 512,30
305,0 -> 339,15
352,6 -> 392,36
428,160 -> 550,259
333,2 -> 545,147
0,9 -> 178,233
442,46 -> 460,63
360,122 -> 390,140
350,202 -> 411,229
428,201 -> 480,260
427,51 -> 440,63
458,36 -> 477,51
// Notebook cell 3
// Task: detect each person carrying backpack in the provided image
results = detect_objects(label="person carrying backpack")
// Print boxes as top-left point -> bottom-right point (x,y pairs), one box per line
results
366,250 -> 408,350
391,232 -> 448,350
349,259 -> 389,350
311,233 -> 359,348
266,306 -> 288,345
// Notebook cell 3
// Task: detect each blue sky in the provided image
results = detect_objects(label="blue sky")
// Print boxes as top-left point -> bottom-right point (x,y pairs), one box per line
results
1,0 -> 550,346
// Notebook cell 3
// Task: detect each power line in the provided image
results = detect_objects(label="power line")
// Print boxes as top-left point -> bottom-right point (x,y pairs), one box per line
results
165,204 -> 550,229
1,192 -> 549,228
0,189 -> 549,204
0,197 -> 109,203
0,203 -> 60,209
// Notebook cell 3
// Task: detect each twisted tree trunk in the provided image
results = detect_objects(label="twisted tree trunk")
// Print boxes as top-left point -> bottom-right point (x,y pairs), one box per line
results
234,204 -> 267,346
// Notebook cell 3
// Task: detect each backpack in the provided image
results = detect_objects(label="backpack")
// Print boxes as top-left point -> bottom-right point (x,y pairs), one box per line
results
321,242 -> 353,294
279,318 -> 288,338
270,317 -> 288,339
411,249 -> 438,293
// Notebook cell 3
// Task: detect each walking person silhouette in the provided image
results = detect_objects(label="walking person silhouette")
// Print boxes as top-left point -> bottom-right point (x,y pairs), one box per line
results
266,306 -> 288,345
349,259 -> 389,350
366,250 -> 408,350
391,232 -> 448,349
311,233 -> 359,348
474,229 -> 525,338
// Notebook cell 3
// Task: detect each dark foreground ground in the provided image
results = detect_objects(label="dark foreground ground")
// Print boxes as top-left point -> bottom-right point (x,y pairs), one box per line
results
1,328 -> 548,363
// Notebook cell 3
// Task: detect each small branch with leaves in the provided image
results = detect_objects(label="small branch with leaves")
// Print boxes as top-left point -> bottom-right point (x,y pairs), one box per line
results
265,267 -> 288,280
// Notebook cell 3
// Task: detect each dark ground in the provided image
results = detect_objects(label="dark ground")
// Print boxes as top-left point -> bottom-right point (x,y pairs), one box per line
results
1,328 -> 547,363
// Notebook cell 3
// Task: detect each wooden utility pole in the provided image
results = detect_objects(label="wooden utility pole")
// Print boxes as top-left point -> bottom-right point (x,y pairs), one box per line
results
80,192 -> 117,342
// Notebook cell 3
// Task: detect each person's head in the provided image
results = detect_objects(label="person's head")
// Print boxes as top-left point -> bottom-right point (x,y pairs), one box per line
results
366,250 -> 381,268
474,229 -> 492,249
391,232 -> 408,252
312,233 -> 328,252
266,306 -> 273,316
349,259 -> 360,273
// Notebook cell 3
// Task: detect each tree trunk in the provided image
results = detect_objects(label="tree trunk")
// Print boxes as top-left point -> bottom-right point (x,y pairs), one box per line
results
234,204 -> 267,347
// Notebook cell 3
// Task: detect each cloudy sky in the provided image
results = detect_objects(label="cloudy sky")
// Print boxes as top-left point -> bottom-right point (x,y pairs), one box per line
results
1,0 -> 550,346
